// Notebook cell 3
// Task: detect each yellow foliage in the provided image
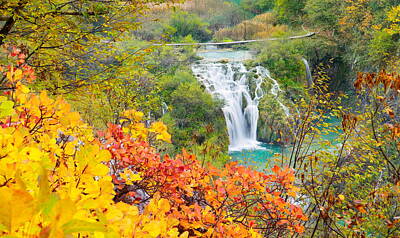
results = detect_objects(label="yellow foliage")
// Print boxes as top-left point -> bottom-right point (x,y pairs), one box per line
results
0,84 -> 180,237
121,110 -> 172,143
384,6 -> 400,35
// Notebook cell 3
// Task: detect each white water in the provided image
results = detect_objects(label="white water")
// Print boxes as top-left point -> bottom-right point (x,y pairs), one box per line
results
192,62 -> 266,151
192,49 -> 289,151
302,58 -> 313,88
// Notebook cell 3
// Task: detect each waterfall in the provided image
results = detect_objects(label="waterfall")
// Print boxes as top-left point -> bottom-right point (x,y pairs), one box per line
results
302,58 -> 313,88
161,102 -> 168,115
192,62 -> 269,151
192,47 -> 289,151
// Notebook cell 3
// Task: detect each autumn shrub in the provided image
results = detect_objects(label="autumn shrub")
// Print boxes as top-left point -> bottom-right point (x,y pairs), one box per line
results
280,67 -> 400,237
101,123 -> 307,236
0,47 -> 306,237
214,12 -> 288,41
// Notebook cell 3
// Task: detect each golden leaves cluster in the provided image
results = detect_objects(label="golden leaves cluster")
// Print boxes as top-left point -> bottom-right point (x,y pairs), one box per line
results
0,54 -> 181,238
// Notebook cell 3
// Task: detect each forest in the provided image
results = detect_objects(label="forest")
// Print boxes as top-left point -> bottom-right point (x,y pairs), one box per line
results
0,0 -> 400,237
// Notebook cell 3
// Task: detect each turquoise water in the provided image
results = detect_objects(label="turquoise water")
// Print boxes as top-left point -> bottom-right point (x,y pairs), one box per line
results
230,117 -> 342,168
229,143 -> 286,169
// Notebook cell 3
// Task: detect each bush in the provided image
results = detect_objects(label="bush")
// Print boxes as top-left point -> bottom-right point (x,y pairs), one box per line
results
165,10 -> 212,42
240,0 -> 275,15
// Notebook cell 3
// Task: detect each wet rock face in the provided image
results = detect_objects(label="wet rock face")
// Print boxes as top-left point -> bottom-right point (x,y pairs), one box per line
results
257,93 -> 291,145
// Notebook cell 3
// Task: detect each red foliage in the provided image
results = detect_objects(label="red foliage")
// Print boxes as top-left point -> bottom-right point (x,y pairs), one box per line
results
97,124 -> 307,237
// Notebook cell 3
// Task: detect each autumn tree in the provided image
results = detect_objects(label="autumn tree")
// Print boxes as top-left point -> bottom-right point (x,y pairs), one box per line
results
0,0 -> 179,93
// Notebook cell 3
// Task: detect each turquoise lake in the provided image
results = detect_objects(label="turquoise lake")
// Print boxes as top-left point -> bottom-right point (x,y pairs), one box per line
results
230,117 -> 342,169
229,143 -> 286,169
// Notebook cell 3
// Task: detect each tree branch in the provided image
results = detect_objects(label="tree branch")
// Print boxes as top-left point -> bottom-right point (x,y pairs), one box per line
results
0,0 -> 29,46
0,16 -> 11,21
0,15 -> 15,45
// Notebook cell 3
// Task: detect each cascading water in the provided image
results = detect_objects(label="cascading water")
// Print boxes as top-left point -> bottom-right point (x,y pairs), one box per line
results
192,48 -> 289,151
192,62 -> 265,151
302,58 -> 313,88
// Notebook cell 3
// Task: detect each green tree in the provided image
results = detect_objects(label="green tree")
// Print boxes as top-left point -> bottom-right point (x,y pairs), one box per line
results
240,0 -> 275,15
165,10 -> 212,42
304,0 -> 343,32
169,82 -> 223,145
274,0 -> 306,24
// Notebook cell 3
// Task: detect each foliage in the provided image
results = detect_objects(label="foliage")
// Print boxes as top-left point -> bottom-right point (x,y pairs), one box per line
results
63,39 -> 197,130
214,12 -> 288,41
240,0 -> 275,15
257,94 -> 290,144
159,69 -> 227,149
0,47 -> 306,237
280,66 -> 400,236
164,10 -> 212,42
274,0 -> 306,24
0,0 -> 180,93
252,39 -> 307,92
177,0 -> 249,31
304,0 -> 343,32
206,1 -> 249,32
104,122 -> 307,236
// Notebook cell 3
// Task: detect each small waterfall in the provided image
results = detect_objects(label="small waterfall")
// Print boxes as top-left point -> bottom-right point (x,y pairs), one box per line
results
302,58 -> 313,88
161,102 -> 168,115
192,62 -> 268,151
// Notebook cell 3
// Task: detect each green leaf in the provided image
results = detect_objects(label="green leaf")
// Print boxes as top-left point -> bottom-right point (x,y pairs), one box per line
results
0,223 -> 8,232
0,97 -> 14,118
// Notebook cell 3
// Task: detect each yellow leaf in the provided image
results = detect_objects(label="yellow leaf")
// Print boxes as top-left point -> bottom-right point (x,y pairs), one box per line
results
0,187 -> 35,232
13,69 -> 23,82
123,110 -> 144,122
158,198 -> 170,213
0,97 -> 14,118
143,221 -> 162,237
120,170 -> 142,185
167,228 -> 180,237
20,147 -> 43,161
156,131 -> 172,143
62,219 -> 107,234
94,164 -> 110,176
97,150 -> 111,162
179,231 -> 189,238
